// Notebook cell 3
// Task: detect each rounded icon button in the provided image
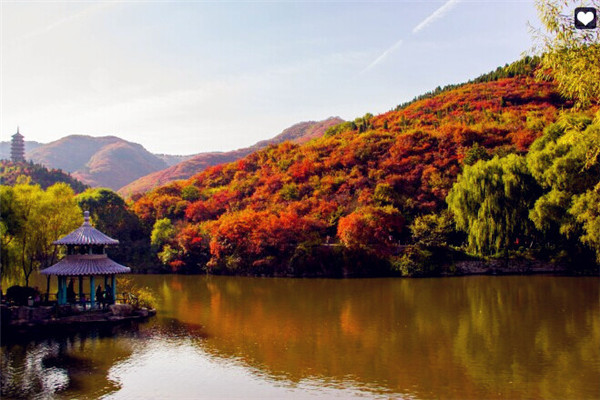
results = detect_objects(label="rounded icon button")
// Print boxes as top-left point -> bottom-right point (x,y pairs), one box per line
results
574,7 -> 597,29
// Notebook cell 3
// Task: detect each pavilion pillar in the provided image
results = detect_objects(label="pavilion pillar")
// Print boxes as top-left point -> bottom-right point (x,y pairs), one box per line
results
90,275 -> 96,308
58,276 -> 66,305
111,275 -> 116,304
78,276 -> 84,309
46,275 -> 50,303
63,276 -> 68,304
57,277 -> 63,305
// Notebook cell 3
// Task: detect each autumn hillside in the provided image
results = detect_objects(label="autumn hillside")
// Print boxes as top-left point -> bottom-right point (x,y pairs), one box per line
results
119,117 -> 344,196
129,56 -> 596,277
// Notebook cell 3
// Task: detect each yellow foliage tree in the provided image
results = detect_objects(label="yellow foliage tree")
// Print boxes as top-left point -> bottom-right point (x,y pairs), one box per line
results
1,179 -> 82,287
532,0 -> 600,108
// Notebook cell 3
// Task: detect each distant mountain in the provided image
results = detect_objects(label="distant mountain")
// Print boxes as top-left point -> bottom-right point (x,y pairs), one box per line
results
154,154 -> 196,167
0,140 -> 43,160
27,135 -> 168,190
248,117 -> 345,148
119,117 -> 344,196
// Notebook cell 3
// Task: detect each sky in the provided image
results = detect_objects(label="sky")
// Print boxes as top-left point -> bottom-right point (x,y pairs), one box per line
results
1,1 -> 541,155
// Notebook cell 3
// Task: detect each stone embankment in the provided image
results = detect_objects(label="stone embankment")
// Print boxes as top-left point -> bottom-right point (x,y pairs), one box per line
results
448,259 -> 568,275
1,303 -> 156,334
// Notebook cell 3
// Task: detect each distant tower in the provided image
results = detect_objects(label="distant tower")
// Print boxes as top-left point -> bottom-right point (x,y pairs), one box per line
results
11,127 -> 25,162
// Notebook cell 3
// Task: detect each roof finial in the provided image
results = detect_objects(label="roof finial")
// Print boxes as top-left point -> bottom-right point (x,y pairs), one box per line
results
17,126 -> 19,134
83,210 -> 90,226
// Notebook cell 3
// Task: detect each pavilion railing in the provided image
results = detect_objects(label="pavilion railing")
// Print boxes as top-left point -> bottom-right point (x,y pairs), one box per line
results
36,292 -> 134,309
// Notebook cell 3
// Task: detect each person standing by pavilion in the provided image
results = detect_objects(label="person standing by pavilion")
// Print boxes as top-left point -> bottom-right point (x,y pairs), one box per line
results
67,279 -> 76,304
105,284 -> 114,306
96,284 -> 104,309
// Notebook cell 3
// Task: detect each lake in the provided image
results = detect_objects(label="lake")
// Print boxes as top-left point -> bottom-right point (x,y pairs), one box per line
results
2,275 -> 599,399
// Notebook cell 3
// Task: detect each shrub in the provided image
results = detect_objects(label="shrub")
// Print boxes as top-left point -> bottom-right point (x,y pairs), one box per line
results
117,277 -> 157,309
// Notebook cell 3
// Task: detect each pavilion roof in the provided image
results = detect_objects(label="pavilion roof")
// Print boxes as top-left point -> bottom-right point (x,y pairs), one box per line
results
54,211 -> 119,246
40,254 -> 131,276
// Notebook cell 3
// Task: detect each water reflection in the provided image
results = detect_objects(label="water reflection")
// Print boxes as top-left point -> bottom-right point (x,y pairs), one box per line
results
2,275 -> 599,399
2,342 -> 69,398
143,275 -> 600,399
1,324 -> 140,399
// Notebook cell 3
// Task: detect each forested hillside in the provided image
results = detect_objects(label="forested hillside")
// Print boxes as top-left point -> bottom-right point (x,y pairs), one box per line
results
131,58 -> 598,276
0,161 -> 88,193
120,117 -> 344,196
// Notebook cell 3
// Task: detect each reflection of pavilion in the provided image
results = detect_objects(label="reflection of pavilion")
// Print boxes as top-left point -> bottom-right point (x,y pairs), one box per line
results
40,211 -> 130,308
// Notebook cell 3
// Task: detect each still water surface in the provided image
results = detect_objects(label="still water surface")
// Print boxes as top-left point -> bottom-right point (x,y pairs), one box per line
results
2,275 -> 599,399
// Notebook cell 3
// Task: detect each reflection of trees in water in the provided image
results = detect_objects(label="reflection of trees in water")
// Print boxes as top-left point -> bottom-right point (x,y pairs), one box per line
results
1,325 -> 138,399
1,341 -> 68,398
3,276 -> 597,399
452,277 -> 600,399
195,277 -> 469,395
151,275 -> 600,399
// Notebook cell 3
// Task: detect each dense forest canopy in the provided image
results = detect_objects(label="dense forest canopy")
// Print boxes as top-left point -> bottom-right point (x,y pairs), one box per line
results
0,161 -> 88,193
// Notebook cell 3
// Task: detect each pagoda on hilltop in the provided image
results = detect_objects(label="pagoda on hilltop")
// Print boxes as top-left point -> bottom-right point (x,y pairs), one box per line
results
41,211 -> 131,308
11,128 -> 25,162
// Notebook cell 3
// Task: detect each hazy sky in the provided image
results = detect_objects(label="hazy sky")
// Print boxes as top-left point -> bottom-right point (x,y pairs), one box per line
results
1,1 -> 540,155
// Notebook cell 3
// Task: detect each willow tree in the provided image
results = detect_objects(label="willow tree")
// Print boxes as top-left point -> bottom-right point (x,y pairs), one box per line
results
0,179 -> 81,286
447,155 -> 541,257
0,186 -> 21,283
527,111 -> 600,262
532,0 -> 600,108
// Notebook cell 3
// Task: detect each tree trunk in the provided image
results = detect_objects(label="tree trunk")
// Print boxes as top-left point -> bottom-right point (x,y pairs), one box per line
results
46,275 -> 50,302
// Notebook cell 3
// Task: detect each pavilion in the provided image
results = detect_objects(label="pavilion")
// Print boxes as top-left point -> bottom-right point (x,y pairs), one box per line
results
40,211 -> 131,308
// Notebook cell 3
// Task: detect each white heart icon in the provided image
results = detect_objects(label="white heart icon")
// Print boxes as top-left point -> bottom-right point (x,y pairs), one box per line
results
577,11 -> 594,26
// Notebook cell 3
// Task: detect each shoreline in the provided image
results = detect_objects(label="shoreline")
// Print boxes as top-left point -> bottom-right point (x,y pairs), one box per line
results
442,259 -> 573,276
133,259 -> 598,278
1,303 -> 156,337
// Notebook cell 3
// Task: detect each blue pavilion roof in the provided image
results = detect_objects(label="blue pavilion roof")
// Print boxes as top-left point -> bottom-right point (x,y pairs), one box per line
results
40,254 -> 131,276
53,211 -> 119,246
